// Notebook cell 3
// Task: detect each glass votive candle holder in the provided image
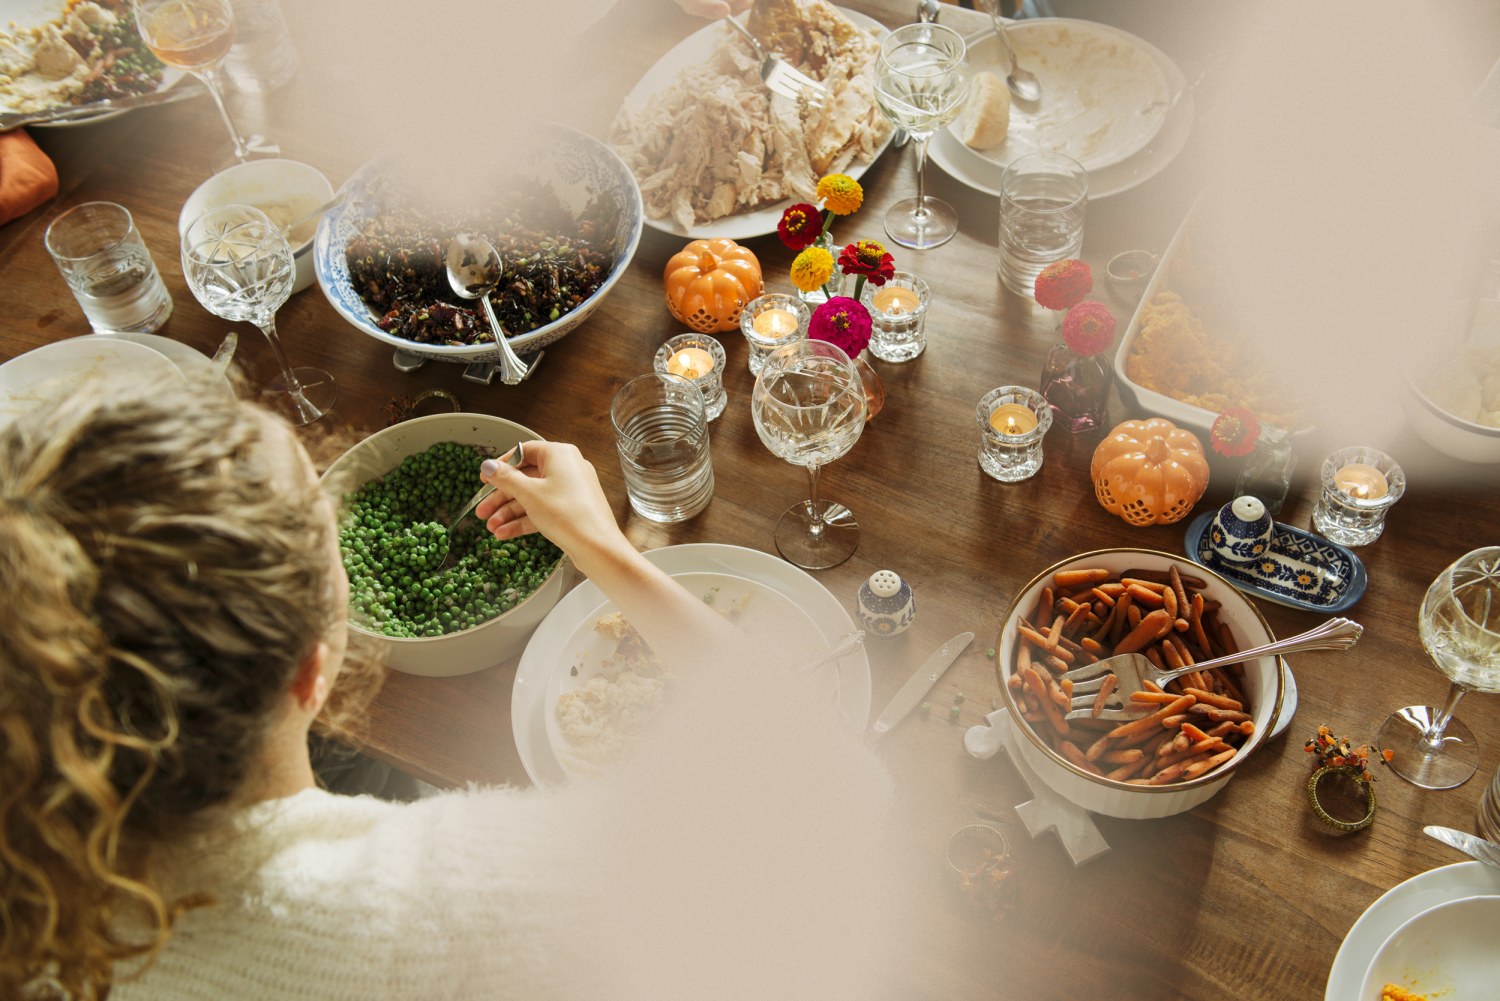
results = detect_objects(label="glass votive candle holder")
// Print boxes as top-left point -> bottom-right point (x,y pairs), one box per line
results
653,333 -> 727,421
740,293 -> 809,375
976,386 -> 1052,483
1311,446 -> 1406,546
860,272 -> 931,363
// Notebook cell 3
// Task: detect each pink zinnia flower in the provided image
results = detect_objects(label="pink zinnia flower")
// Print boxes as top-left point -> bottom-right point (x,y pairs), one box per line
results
809,296 -> 872,358
1035,259 -> 1093,311
1061,300 -> 1116,356
1211,408 -> 1261,458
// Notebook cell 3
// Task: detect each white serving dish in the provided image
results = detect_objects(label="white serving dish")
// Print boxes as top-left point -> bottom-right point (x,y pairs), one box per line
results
543,570 -> 829,780
995,548 -> 1284,820
1403,300 -> 1500,463
0,336 -> 182,427
178,159 -> 334,294
320,413 -> 570,677
514,543 -> 873,786
314,123 -> 642,366
1358,895 -> 1500,1000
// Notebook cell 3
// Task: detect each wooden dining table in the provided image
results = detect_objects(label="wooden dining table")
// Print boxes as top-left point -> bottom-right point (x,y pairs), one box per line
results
3,2 -> 1499,998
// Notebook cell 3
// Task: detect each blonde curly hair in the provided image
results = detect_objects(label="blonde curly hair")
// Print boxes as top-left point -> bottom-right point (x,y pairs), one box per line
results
0,377 -> 345,999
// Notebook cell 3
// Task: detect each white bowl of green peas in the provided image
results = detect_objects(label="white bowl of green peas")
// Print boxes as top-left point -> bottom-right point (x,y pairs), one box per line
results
323,413 -> 572,677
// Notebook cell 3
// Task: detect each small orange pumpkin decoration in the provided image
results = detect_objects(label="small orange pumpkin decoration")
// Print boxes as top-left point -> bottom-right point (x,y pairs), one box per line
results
663,238 -> 763,334
1091,418 -> 1210,526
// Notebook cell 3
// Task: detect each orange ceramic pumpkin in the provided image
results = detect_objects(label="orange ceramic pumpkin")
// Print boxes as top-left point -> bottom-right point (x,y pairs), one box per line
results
1091,418 -> 1210,526
663,238 -> 763,334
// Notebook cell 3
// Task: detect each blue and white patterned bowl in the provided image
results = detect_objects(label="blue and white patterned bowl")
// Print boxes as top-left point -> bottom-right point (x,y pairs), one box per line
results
314,124 -> 643,365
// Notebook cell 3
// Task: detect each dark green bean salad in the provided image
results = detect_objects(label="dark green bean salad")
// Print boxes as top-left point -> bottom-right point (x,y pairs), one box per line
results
339,442 -> 562,638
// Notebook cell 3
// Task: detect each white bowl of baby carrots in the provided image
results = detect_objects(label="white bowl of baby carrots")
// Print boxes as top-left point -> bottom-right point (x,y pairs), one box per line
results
994,549 -> 1286,820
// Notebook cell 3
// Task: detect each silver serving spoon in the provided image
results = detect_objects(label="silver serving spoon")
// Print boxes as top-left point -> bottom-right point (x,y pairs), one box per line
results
978,0 -> 1041,103
445,442 -> 528,535
278,189 -> 349,243
444,233 -> 530,386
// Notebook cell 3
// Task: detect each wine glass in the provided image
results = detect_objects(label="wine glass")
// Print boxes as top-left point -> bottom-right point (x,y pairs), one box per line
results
873,23 -> 972,251
182,205 -> 335,426
1376,547 -> 1500,789
133,0 -> 278,170
751,339 -> 867,570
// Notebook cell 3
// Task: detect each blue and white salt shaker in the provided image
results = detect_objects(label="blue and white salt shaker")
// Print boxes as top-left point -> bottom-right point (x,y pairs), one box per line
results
858,570 -> 915,637
1209,496 -> 1274,564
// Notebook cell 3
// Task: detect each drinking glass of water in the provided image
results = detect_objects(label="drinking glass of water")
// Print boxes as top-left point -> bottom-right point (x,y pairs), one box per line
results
752,339 -> 867,570
873,23 -> 972,251
182,204 -> 335,425
998,152 -> 1087,298
1376,547 -> 1500,789
610,373 -> 715,523
45,202 -> 173,335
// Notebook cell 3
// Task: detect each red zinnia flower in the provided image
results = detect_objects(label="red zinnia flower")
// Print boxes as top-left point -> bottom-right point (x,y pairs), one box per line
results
808,297 -> 872,358
1034,259 -> 1093,311
1061,300 -> 1116,357
836,239 -> 896,286
1210,407 -> 1261,457
777,203 -> 822,251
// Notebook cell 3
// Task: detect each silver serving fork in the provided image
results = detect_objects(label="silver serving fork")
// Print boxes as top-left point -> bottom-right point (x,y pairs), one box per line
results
1061,617 -> 1364,721
722,17 -> 829,106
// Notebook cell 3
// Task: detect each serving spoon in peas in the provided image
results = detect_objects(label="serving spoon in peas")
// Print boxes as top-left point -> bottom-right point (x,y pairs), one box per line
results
445,442 -> 528,537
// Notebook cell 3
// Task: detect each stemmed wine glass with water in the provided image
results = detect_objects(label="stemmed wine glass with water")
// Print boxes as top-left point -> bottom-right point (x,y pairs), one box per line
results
133,0 -> 278,168
873,22 -> 972,251
751,339 -> 867,570
1375,547 -> 1500,789
182,205 -> 335,426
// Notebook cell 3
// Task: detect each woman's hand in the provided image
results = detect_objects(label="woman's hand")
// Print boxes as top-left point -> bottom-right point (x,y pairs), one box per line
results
477,441 -> 632,572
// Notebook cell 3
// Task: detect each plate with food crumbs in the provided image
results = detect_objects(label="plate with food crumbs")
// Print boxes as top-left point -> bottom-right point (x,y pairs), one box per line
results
515,545 -> 871,786
0,336 -> 182,427
1325,862 -> 1500,1001
543,571 -> 828,779
0,0 -> 189,129
1358,895 -> 1500,1001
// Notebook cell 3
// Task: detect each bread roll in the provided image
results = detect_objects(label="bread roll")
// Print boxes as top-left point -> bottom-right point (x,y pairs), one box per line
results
957,70 -> 1010,151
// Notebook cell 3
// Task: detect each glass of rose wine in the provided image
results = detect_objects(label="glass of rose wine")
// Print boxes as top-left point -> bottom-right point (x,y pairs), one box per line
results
133,0 -> 278,169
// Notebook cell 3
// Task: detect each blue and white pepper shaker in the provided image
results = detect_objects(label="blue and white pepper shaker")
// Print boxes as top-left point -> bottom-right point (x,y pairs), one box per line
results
857,569 -> 916,637
1209,495 -> 1274,564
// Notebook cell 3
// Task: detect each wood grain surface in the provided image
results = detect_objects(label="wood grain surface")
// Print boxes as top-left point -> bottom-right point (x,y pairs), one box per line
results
3,3 -> 1498,999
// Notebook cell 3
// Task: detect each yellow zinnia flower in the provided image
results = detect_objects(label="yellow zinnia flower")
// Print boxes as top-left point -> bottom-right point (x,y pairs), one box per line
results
816,174 -> 863,215
790,246 -> 835,293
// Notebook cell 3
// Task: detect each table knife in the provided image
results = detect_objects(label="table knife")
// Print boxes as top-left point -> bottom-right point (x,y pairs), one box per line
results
1423,825 -> 1500,871
872,631 -> 973,734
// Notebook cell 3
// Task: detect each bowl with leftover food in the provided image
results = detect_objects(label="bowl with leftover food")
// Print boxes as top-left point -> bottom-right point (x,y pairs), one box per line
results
995,549 -> 1284,819
178,159 -> 334,293
321,413 -> 571,677
0,336 -> 182,427
1404,300 -> 1500,464
544,571 -> 828,779
314,123 -> 642,366
1358,895 -> 1500,1001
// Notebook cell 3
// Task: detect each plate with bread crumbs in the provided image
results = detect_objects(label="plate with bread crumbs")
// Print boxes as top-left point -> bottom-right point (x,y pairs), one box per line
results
611,0 -> 891,239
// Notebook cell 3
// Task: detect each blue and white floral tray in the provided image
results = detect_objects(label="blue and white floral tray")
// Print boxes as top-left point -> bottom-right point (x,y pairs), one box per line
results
1183,511 -> 1368,613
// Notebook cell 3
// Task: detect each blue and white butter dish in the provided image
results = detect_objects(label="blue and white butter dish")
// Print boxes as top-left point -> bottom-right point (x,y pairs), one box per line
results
857,570 -> 916,637
1185,496 -> 1367,613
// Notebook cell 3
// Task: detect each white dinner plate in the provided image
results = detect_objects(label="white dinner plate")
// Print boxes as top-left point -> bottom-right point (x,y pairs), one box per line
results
0,336 -> 182,427
514,543 -> 873,786
1324,862 -> 1500,1001
930,22 -> 1191,200
107,331 -> 215,381
618,7 -> 891,240
0,0 -> 190,129
543,571 -> 831,780
1358,895 -> 1500,1000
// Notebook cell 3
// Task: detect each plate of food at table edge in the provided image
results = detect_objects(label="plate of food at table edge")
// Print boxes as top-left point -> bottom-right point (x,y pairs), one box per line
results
610,0 -> 893,240
0,0 -> 193,129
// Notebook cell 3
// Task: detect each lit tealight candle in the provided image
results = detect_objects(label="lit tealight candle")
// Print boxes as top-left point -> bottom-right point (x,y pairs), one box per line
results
872,285 -> 922,317
988,403 -> 1039,436
752,307 -> 799,339
1334,462 -> 1389,500
666,346 -> 716,380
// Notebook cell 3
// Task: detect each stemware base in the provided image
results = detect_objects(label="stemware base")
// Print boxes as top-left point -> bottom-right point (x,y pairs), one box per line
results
262,366 -> 337,426
210,135 -> 282,175
884,196 -> 959,250
774,499 -> 859,570
1376,705 -> 1479,789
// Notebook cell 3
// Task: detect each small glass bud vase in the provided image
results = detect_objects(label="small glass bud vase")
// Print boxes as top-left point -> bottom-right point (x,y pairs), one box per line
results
1039,342 -> 1110,433
1233,426 -> 1295,516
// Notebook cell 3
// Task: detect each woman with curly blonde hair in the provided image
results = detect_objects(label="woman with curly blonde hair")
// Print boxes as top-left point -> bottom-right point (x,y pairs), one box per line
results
0,376 -> 891,1001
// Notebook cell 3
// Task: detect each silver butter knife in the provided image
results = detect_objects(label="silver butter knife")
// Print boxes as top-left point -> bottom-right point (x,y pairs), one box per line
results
1424,825 -> 1500,871
872,631 -> 973,734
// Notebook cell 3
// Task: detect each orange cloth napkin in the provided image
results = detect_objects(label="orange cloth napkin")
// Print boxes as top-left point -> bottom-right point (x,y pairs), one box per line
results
0,130 -> 60,226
